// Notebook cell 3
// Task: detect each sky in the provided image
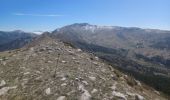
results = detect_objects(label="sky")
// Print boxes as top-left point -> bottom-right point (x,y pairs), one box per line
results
0,0 -> 169,32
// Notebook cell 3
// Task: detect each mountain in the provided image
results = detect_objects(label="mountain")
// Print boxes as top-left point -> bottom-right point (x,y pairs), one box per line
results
0,30 -> 37,52
52,23 -> 170,95
52,23 -> 170,55
0,34 -> 167,99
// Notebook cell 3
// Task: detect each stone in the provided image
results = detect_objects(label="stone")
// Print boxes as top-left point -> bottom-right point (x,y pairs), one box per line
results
112,91 -> 127,100
0,86 -> 17,96
82,81 -> 88,85
110,82 -> 117,90
78,83 -> 91,100
95,56 -> 99,60
45,88 -> 51,95
57,96 -> 66,100
61,60 -> 66,63
77,49 -> 82,52
89,76 -> 96,81
61,83 -> 67,86
0,80 -> 6,87
24,72 -> 30,75
135,94 -> 145,100
61,77 -> 66,81
91,89 -> 98,94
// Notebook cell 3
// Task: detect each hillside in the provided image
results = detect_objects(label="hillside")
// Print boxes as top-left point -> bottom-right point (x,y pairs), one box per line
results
52,23 -> 170,58
52,23 -> 170,95
0,34 -> 166,100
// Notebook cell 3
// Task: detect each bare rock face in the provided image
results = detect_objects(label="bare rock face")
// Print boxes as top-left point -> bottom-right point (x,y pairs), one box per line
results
0,35 -> 167,100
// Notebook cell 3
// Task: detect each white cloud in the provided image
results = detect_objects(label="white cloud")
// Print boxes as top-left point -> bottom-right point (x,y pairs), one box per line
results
33,31 -> 44,35
13,13 -> 63,17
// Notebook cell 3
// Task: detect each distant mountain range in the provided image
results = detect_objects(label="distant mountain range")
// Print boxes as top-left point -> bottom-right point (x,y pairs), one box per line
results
0,30 -> 37,51
52,23 -> 170,57
0,23 -> 170,96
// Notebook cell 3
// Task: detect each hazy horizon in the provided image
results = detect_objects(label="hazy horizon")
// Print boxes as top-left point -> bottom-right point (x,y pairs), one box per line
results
1,23 -> 170,33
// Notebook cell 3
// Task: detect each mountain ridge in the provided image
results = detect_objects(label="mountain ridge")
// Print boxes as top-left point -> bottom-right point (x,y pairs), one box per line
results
53,23 -> 170,33
0,34 -> 167,99
51,23 -> 170,96
0,30 -> 37,52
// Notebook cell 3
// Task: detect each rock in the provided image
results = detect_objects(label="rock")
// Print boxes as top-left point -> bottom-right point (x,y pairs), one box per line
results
82,81 -> 88,85
72,57 -> 76,60
61,83 -> 67,86
93,62 -> 98,65
39,48 -> 45,52
35,70 -> 41,74
135,94 -> 145,100
154,90 -> 160,95
75,77 -> 83,81
101,68 -> 106,73
74,60 -> 80,64
45,88 -> 51,95
61,77 -> 66,81
46,47 -> 53,51
75,78 -> 79,81
120,76 -> 125,81
67,90 -> 75,95
2,62 -> 6,66
126,92 -> 136,96
110,82 -> 117,90
55,47 -> 61,50
0,86 -> 17,96
124,75 -> 128,78
0,80 -> 6,87
78,83 -> 91,100
3,57 -> 8,61
68,50 -> 74,54
126,92 -> 145,100
91,89 -> 98,94
47,60 -> 53,63
95,56 -> 99,61
112,91 -> 127,100
55,42 -> 58,45
61,60 -> 66,63
48,50 -> 53,54
77,49 -> 82,52
89,76 -> 96,81
21,78 -> 28,87
80,90 -> 91,100
135,80 -> 142,86
24,72 -> 30,75
30,47 -> 34,51
57,96 -> 66,100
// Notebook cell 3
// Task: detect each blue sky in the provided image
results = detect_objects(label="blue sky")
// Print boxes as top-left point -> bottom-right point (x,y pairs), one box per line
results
0,0 -> 169,31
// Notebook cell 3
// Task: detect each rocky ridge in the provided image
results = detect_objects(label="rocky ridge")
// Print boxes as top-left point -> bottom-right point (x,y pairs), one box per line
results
0,34 -> 167,100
